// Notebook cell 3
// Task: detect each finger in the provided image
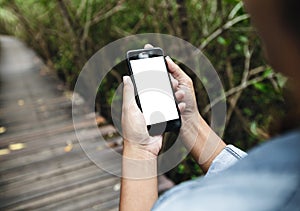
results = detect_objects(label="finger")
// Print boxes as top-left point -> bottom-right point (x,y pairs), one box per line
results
144,44 -> 154,49
165,56 -> 189,82
175,89 -> 185,102
170,73 -> 179,90
178,102 -> 186,114
122,76 -> 137,110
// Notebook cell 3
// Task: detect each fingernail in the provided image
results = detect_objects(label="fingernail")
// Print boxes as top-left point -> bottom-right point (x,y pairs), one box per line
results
144,44 -> 153,49
123,76 -> 128,84
165,56 -> 171,60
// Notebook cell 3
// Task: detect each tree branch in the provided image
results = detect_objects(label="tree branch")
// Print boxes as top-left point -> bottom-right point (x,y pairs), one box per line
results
81,0 -> 93,54
131,13 -> 145,34
166,0 -> 180,35
225,44 -> 252,126
57,0 -> 76,36
90,0 -> 125,26
203,66 -> 272,114
228,1 -> 243,19
57,0 -> 83,69
112,25 -> 131,36
76,0 -> 87,18
200,14 -> 250,50
249,66 -> 266,76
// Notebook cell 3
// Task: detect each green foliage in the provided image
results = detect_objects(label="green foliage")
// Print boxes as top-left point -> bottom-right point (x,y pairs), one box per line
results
217,36 -> 228,46
0,0 -> 288,183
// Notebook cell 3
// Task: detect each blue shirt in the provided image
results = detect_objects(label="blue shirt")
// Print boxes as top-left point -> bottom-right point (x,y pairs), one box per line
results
152,130 -> 300,211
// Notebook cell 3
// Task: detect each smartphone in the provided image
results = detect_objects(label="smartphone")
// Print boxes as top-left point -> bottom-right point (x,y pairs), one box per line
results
126,47 -> 181,136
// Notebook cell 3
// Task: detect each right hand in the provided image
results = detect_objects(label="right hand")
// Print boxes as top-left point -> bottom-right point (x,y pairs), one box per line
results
166,55 -> 226,171
145,44 -> 226,171
165,56 -> 200,125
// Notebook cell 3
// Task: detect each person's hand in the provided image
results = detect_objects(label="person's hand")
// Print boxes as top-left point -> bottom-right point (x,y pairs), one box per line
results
143,44 -> 225,170
165,56 -> 200,124
121,75 -> 162,157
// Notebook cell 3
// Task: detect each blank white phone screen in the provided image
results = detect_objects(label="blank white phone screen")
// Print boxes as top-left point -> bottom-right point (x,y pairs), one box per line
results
130,56 -> 179,125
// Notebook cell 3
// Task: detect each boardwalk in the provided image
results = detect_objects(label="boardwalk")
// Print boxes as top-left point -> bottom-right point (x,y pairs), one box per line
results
0,36 -> 173,210
0,36 -> 122,210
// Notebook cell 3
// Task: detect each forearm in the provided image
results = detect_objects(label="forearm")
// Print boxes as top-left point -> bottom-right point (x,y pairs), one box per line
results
180,113 -> 226,172
120,141 -> 158,211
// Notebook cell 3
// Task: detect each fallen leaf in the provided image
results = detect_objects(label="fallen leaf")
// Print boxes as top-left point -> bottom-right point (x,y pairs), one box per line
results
64,144 -> 73,152
17,99 -> 25,106
96,116 -> 106,125
0,148 -> 10,156
0,126 -> 6,134
9,143 -> 26,151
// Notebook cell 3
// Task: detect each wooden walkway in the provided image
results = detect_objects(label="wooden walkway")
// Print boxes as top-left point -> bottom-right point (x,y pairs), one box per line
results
0,36 -> 173,210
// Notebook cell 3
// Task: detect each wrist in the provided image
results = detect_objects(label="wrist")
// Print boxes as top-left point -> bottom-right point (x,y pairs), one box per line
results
180,113 -> 202,141
123,140 -> 159,159
122,140 -> 158,179
179,113 -> 226,172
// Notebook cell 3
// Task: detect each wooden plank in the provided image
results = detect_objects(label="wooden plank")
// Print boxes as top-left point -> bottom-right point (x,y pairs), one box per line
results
0,134 -> 121,172
4,176 -> 120,210
0,120 -> 116,147
0,136 -> 122,171
0,143 -> 122,186
2,163 -> 118,197
1,114 -> 71,135
0,96 -> 71,115
0,154 -> 92,185
0,125 -> 117,157
91,198 -> 120,211
106,207 -> 119,211
1,162 -> 121,208
40,183 -> 120,210
0,143 -> 122,185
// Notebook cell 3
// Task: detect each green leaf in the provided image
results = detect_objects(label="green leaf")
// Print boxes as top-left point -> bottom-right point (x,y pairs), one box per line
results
178,164 -> 185,174
263,67 -> 273,77
217,36 -> 228,46
243,108 -> 252,116
250,122 -> 258,136
238,36 -> 248,43
253,82 -> 268,93
234,44 -> 242,52
276,73 -> 288,88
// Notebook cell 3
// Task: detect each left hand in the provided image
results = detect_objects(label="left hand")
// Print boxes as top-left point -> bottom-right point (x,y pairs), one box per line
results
121,75 -> 162,157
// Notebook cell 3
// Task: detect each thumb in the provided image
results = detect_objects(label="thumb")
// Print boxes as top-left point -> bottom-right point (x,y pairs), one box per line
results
165,56 -> 190,83
122,76 -> 136,109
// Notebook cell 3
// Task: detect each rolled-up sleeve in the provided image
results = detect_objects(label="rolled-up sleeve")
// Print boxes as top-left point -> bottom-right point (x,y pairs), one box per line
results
206,144 -> 247,177
152,145 -> 247,210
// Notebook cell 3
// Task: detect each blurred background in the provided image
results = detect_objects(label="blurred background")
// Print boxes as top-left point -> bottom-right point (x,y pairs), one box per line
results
0,0 -> 288,210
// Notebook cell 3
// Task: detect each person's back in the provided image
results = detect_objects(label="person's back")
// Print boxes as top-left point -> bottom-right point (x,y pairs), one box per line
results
152,130 -> 300,210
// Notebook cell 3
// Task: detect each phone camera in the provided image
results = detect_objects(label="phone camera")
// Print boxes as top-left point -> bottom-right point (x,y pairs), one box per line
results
138,52 -> 149,59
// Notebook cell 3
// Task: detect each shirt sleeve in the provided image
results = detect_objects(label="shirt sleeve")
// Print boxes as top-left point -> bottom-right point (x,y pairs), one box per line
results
206,144 -> 247,177
152,145 -> 247,210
